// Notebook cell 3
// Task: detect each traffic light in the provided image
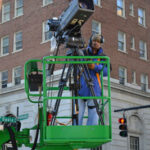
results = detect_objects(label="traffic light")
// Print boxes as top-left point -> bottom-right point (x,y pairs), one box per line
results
118,117 -> 128,137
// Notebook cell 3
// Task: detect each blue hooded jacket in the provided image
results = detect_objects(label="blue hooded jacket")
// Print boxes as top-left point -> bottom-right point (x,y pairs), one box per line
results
78,46 -> 108,97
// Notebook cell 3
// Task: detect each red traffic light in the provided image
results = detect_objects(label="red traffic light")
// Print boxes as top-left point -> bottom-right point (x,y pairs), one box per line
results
118,118 -> 126,124
118,117 -> 128,137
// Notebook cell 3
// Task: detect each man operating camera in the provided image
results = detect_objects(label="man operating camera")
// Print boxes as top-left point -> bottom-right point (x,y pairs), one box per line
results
78,34 -> 108,125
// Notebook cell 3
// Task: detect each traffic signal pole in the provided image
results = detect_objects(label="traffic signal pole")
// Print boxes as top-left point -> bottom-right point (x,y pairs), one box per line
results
114,104 -> 150,112
114,104 -> 150,137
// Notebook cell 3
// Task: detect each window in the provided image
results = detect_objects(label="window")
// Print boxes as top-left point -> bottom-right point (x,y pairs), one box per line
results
2,3 -> 10,23
119,67 -> 126,85
43,20 -> 53,42
93,0 -> 101,6
130,136 -> 139,150
131,71 -> 136,84
118,31 -> 126,52
15,0 -> 23,17
92,20 -> 101,35
46,64 -> 51,76
43,0 -> 53,6
13,66 -> 22,85
14,31 -> 23,51
139,40 -> 147,60
129,3 -> 134,16
138,8 -> 145,27
1,36 -> 9,55
1,71 -> 8,88
130,36 -> 135,50
117,0 -> 125,17
140,74 -> 148,92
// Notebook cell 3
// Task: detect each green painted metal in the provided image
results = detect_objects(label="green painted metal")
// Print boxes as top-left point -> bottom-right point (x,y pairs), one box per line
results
16,128 -> 30,147
0,127 -> 30,149
0,128 -> 10,147
45,125 -> 111,145
24,55 -> 112,149
24,59 -> 43,103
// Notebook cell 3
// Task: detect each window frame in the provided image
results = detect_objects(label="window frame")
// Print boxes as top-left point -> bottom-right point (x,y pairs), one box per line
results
138,8 -> 146,27
118,31 -> 126,52
131,71 -> 136,84
1,70 -> 8,89
13,31 -> 23,52
2,2 -> 10,23
129,3 -> 134,16
119,66 -> 127,85
93,0 -> 101,7
139,40 -> 147,60
14,0 -> 23,18
13,66 -> 22,85
1,36 -> 9,56
92,20 -> 101,35
130,36 -> 135,50
140,74 -> 148,92
117,0 -> 125,18
43,0 -> 53,7
130,136 -> 140,150
42,20 -> 53,43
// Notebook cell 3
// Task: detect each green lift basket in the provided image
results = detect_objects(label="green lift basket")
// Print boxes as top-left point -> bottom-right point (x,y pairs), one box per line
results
23,55 -> 112,150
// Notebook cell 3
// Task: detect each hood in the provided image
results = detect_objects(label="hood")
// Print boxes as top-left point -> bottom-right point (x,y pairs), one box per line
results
87,45 -> 103,56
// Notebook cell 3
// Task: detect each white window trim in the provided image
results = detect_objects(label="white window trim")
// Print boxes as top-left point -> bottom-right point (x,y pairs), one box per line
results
42,0 -> 53,7
131,71 -> 137,85
129,3 -> 134,17
118,31 -> 126,53
2,2 -> 10,23
13,31 -> 23,53
14,0 -> 24,18
94,0 -> 102,7
0,70 -> 8,89
12,66 -> 22,85
139,40 -> 147,60
92,20 -> 102,35
117,0 -> 126,18
1,36 -> 9,57
140,74 -> 148,92
119,66 -> 127,85
130,36 -> 135,50
42,21 -> 51,43
12,68 -> 15,85
138,8 -> 146,28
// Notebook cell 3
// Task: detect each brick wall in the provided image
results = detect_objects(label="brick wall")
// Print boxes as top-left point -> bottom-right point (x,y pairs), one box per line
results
0,0 -> 150,88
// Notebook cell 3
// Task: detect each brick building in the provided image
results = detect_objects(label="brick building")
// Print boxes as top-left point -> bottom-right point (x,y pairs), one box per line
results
0,0 -> 150,150
0,0 -> 150,91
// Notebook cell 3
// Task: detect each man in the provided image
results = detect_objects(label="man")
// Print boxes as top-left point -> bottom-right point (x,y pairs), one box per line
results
78,34 -> 108,125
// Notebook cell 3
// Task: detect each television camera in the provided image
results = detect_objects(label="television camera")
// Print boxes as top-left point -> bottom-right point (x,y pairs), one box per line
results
48,0 -> 94,48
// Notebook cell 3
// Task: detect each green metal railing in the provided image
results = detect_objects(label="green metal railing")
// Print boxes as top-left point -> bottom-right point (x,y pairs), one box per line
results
24,55 -> 112,149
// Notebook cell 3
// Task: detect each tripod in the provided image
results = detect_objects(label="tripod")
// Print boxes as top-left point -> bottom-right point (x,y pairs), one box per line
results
50,47 -> 104,126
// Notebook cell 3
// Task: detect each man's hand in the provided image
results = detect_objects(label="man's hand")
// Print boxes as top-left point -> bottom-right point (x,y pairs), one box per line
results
88,64 -> 95,69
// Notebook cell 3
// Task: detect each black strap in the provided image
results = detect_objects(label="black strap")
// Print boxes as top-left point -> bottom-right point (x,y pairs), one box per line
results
88,106 -> 96,109
7,126 -> 18,150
